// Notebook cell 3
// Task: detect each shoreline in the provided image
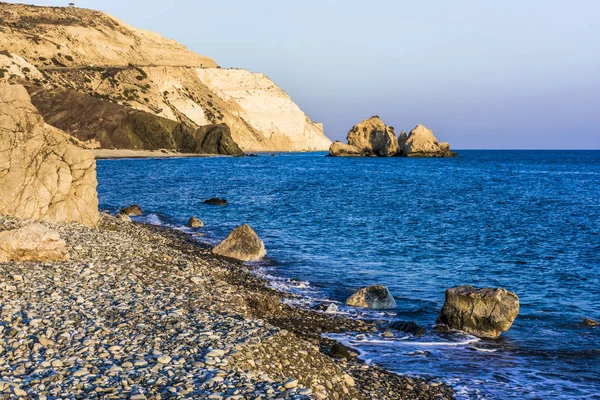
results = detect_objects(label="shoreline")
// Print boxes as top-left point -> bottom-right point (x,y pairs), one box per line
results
0,213 -> 454,399
92,149 -> 219,159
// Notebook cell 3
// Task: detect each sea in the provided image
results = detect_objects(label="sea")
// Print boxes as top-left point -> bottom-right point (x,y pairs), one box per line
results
96,150 -> 600,399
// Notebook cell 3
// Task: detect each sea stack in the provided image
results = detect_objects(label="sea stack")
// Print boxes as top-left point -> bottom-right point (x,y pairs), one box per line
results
329,117 -> 456,157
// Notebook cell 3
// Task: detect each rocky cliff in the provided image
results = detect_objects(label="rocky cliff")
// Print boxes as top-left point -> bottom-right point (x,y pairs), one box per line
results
0,82 -> 99,226
0,2 -> 331,153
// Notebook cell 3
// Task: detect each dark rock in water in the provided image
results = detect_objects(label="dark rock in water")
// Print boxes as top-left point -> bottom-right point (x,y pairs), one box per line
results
311,302 -> 339,313
246,153 -> 259,157
203,198 -> 227,205
212,224 -> 266,262
346,285 -> 397,309
187,216 -> 204,228
119,205 -> 142,216
583,318 -> 598,327
329,342 -> 352,359
388,320 -> 425,336
437,286 -> 519,338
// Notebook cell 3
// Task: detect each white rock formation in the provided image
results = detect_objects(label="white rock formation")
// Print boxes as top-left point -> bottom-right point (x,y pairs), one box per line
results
0,223 -> 69,262
0,83 -> 99,226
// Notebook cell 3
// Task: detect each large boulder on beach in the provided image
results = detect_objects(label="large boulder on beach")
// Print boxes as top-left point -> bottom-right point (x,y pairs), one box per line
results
346,285 -> 397,309
212,224 -> 266,262
346,116 -> 398,156
437,286 -> 519,338
398,124 -> 456,157
0,83 -> 99,226
0,223 -> 68,262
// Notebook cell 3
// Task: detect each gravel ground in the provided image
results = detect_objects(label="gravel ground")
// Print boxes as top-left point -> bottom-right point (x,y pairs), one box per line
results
0,214 -> 455,399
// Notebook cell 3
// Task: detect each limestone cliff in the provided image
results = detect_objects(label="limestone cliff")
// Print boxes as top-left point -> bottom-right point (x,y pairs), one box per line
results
0,2 -> 331,152
0,82 -> 99,226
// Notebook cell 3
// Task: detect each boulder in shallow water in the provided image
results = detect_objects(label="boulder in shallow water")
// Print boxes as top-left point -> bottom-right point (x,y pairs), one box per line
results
388,320 -> 425,336
436,286 -> 519,338
583,318 -> 598,327
0,223 -> 68,262
203,198 -> 227,205
212,224 -> 266,262
346,285 -> 397,309
187,216 -> 204,228
119,205 -> 142,216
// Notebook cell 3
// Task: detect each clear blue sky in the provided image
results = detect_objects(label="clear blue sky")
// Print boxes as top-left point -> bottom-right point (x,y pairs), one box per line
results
8,0 -> 600,149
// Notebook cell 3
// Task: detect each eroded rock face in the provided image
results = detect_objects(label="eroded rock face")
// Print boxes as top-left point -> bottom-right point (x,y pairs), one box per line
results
0,83 -> 99,226
212,224 -> 266,262
0,223 -> 68,262
399,124 -> 456,157
346,116 -> 398,156
437,286 -> 519,338
346,285 -> 397,309
328,141 -> 365,157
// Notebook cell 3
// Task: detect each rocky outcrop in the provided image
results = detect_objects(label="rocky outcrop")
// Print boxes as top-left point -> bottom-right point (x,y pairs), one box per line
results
0,83 -> 99,226
330,117 -> 455,158
437,286 -> 519,338
187,217 -> 204,228
119,205 -> 142,216
400,125 -> 456,157
328,141 -> 365,157
346,285 -> 397,309
24,86 -> 243,156
0,223 -> 68,262
346,116 -> 398,156
583,318 -> 598,327
204,198 -> 227,206
0,3 -> 332,153
212,224 -> 266,262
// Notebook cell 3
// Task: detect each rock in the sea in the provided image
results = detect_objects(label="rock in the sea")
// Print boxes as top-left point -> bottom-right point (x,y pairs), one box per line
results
119,205 -> 142,216
346,285 -> 397,309
345,116 -> 398,156
203,198 -> 227,205
388,320 -> 425,336
437,286 -> 519,338
212,224 -> 266,262
0,83 -> 99,226
583,318 -> 598,327
187,216 -> 204,228
328,141 -> 365,157
0,223 -> 68,262
399,124 -> 456,157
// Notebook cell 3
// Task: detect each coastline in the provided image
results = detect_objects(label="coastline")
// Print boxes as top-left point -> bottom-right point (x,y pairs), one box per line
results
92,149 -> 220,159
0,213 -> 454,399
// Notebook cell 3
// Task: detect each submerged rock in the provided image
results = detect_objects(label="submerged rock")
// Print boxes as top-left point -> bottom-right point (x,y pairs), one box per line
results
187,216 -> 204,228
119,205 -> 143,216
328,141 -> 365,157
0,223 -> 68,262
346,285 -> 397,309
399,124 -> 456,157
583,318 -> 598,327
203,198 -> 227,205
0,83 -> 99,226
437,286 -> 519,338
212,224 -> 266,262
388,320 -> 425,336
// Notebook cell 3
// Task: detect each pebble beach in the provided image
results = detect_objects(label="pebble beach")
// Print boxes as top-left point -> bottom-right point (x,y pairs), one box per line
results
0,214 -> 454,399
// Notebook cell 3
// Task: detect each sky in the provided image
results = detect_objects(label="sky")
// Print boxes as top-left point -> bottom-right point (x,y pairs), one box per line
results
7,0 -> 600,149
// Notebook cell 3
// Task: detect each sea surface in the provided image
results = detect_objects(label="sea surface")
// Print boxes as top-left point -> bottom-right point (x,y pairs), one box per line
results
96,150 -> 600,399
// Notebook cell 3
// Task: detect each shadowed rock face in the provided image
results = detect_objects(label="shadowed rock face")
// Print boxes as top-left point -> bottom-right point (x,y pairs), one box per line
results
437,286 -> 520,338
25,86 -> 243,156
0,83 -> 99,226
346,285 -> 398,309
212,224 -> 266,262
0,223 -> 68,262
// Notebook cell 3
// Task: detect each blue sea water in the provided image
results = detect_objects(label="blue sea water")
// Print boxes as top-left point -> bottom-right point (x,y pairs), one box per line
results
96,150 -> 600,399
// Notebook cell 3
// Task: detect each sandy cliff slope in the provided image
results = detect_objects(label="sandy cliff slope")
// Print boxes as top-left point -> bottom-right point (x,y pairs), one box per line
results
0,2 -> 331,152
